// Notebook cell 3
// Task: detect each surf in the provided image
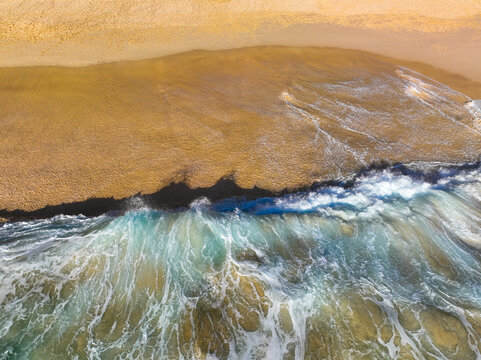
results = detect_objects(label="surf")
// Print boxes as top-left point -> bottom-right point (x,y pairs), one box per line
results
1,164 -> 481,359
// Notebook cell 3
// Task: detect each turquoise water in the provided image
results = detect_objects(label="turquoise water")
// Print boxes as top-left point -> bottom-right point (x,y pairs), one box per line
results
1,165 -> 481,359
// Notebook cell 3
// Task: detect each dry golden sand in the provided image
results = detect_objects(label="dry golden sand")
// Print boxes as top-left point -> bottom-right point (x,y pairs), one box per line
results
3,0 -> 480,45
0,46 -> 480,212
1,0 -> 481,84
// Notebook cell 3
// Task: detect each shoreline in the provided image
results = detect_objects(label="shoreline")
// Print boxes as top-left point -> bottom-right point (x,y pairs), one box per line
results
2,26 -> 481,100
2,23 -> 481,93
1,46 -> 480,214
1,0 -> 481,88
1,161 -> 479,223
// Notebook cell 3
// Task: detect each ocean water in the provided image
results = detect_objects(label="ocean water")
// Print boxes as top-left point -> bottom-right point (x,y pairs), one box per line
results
1,165 -> 481,359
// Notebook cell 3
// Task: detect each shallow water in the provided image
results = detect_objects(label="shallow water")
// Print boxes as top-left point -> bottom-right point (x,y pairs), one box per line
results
1,47 -> 480,211
1,165 -> 481,359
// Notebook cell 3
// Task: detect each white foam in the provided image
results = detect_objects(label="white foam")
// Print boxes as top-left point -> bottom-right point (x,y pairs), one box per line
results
1,167 -> 481,359
270,171 -> 432,217
466,100 -> 481,130
189,197 -> 212,210
467,100 -> 481,117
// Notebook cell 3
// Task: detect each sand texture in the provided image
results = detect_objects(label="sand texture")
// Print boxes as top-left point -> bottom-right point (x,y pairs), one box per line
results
0,46 -> 480,212
0,0 -> 481,84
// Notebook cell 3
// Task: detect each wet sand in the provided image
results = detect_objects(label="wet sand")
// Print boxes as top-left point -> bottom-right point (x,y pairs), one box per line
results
0,46 -> 480,212
1,1 -> 481,214
1,0 -> 481,86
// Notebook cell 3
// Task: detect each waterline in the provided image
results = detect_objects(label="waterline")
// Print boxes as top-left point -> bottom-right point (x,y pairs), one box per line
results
1,165 -> 481,359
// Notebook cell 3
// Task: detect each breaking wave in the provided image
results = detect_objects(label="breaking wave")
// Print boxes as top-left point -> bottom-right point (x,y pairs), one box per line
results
1,164 -> 481,359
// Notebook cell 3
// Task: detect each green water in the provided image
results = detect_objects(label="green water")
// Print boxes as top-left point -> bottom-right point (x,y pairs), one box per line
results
1,167 -> 481,359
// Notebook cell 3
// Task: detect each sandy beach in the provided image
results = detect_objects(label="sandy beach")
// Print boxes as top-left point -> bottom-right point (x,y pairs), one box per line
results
1,0 -> 481,85
3,3 -> 481,358
0,46 -> 480,213
1,0 -> 481,213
